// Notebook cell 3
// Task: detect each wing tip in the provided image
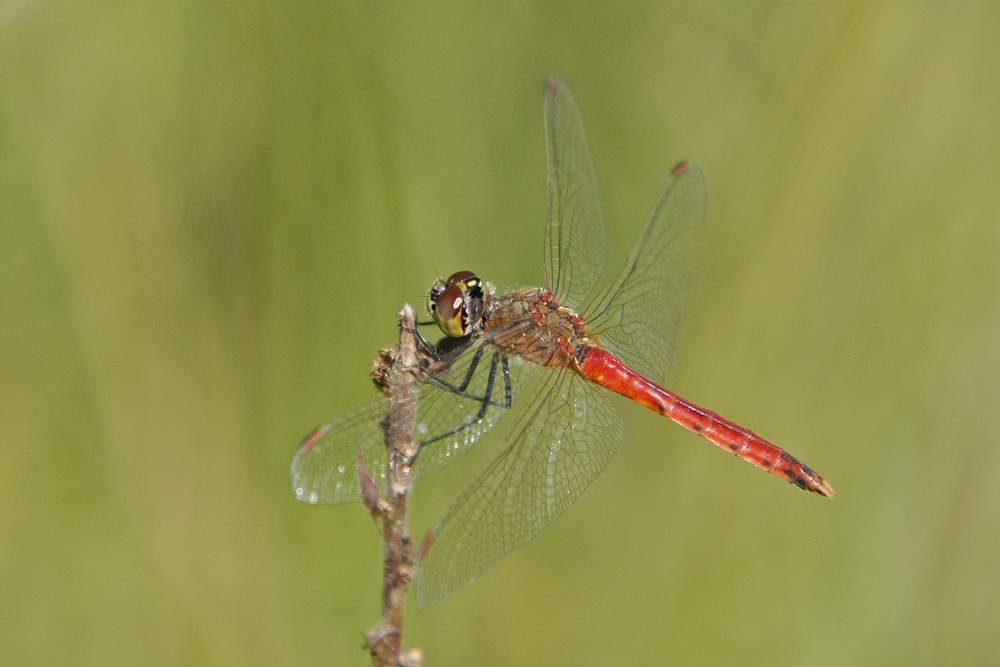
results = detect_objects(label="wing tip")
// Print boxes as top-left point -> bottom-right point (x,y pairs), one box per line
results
418,531 -> 435,562
295,423 -> 331,456
545,76 -> 563,99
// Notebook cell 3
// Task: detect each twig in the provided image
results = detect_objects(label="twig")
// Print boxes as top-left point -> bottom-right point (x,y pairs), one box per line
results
360,304 -> 424,667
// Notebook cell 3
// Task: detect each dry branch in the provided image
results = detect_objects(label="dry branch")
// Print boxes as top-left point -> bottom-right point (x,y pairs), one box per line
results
362,304 -> 424,667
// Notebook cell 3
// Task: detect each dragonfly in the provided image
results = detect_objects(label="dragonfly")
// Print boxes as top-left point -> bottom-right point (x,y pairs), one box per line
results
291,77 -> 834,606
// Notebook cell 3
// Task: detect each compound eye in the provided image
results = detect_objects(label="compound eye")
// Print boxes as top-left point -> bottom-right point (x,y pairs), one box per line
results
446,270 -> 477,285
431,284 -> 468,337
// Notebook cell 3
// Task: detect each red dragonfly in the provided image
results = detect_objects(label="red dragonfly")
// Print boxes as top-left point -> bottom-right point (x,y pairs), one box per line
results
291,78 -> 834,606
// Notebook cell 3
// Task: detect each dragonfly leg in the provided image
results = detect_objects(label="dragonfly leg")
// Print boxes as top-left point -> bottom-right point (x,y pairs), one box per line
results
424,348 -> 511,410
500,355 -> 511,407
418,351 -> 508,450
423,349 -> 494,406
454,347 -> 485,392
413,327 -> 442,360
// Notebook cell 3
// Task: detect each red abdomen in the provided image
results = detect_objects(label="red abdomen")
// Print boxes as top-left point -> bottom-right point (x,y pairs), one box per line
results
578,347 -> 834,497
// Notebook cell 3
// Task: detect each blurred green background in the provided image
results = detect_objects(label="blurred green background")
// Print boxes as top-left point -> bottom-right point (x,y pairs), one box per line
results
2,0 -> 999,664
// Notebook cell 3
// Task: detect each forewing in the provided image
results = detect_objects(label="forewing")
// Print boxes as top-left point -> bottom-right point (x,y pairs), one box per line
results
415,369 -> 625,606
290,398 -> 390,504
290,337 -> 529,504
583,162 -> 707,383
543,77 -> 607,310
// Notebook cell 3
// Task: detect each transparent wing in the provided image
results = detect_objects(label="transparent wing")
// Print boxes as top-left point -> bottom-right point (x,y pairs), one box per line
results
543,77 -> 608,310
290,336 -> 529,504
290,398 -> 390,504
415,367 -> 625,606
583,162 -> 707,383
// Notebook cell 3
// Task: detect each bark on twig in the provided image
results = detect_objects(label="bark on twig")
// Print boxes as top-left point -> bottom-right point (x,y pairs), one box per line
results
362,304 -> 424,667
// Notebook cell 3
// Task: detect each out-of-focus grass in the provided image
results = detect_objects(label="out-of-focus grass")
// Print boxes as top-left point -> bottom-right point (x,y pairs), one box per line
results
1,1 -> 999,665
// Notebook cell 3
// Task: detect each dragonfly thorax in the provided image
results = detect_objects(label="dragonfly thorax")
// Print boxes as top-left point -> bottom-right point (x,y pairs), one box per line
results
428,270 -> 491,338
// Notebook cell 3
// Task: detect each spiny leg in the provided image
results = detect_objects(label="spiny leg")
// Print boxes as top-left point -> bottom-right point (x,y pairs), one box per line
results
422,346 -> 507,409
417,351 -> 510,455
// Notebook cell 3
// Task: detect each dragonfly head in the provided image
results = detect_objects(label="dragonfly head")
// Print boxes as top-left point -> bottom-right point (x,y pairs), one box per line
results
428,270 -> 489,338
